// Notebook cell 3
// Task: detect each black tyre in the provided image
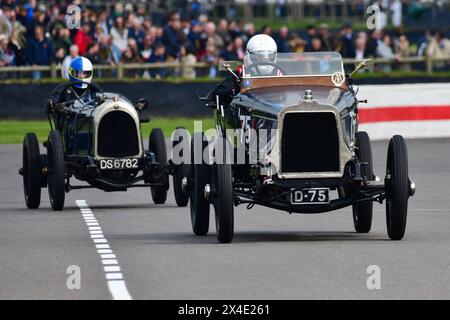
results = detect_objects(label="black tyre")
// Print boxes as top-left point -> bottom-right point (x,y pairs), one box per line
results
149,128 -> 169,204
23,133 -> 42,209
172,127 -> 190,207
352,131 -> 374,233
189,132 -> 210,235
47,130 -> 65,211
386,135 -> 409,240
212,162 -> 234,243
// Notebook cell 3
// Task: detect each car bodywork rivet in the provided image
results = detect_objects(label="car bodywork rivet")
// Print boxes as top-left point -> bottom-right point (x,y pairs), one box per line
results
204,184 -> 211,200
409,180 -> 416,196
181,177 -> 188,192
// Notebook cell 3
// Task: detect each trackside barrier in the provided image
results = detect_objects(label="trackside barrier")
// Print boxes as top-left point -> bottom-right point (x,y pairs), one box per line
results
357,83 -> 450,140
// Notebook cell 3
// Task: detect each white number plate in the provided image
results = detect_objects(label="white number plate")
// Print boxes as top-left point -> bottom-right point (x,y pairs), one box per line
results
290,188 -> 330,205
99,159 -> 139,170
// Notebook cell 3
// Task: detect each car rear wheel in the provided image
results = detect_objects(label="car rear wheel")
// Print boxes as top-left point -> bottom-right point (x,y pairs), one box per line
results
149,128 -> 168,204
386,135 -> 409,240
212,162 -> 234,244
47,130 -> 65,211
23,133 -> 42,209
172,127 -> 190,207
352,131 -> 374,233
189,132 -> 210,236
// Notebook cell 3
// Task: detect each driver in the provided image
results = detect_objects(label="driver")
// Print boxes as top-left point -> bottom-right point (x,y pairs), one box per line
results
211,34 -> 280,106
50,56 -> 97,105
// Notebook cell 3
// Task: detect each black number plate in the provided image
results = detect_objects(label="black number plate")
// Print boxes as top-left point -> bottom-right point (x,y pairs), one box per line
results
99,159 -> 139,170
290,188 -> 330,205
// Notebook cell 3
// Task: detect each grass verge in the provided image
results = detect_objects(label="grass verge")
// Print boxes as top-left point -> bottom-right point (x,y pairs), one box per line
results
0,117 -> 215,144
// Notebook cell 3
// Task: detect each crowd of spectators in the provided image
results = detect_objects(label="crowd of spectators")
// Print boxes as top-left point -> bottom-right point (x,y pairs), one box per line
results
0,0 -> 449,79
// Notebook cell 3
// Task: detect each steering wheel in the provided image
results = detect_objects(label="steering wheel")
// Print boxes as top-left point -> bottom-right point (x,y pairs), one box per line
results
246,62 -> 287,77
52,81 -> 104,111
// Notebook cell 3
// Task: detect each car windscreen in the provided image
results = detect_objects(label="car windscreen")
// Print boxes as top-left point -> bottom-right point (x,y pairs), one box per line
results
242,52 -> 344,78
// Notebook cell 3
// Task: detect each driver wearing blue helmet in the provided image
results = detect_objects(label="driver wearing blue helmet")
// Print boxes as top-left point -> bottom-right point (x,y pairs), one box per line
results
50,56 -> 99,106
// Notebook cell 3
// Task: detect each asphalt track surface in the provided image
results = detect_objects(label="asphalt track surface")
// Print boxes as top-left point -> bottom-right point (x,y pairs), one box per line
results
1,139 -> 449,300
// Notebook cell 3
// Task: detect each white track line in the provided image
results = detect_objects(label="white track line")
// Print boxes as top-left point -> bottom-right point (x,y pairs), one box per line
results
76,200 -> 132,300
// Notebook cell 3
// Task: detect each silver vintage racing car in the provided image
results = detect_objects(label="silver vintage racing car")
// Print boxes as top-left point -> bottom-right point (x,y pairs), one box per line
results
183,52 -> 415,243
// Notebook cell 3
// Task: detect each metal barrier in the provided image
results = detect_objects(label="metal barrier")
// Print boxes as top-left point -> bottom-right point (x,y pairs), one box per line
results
0,57 -> 448,80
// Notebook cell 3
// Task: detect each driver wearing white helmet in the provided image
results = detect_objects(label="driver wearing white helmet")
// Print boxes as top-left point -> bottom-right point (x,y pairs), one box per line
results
211,34 -> 280,105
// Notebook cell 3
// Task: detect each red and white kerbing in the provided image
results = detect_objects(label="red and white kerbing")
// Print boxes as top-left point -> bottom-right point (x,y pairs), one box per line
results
356,83 -> 450,140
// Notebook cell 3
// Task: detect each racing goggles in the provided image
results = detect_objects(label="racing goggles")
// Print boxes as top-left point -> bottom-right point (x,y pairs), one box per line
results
249,51 -> 277,64
69,67 -> 93,79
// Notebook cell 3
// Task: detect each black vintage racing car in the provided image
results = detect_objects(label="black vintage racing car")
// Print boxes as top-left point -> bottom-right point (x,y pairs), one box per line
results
184,52 -> 416,243
20,81 -> 174,211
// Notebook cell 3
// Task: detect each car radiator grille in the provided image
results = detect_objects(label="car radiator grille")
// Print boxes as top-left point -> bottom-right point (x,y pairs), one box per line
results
281,112 -> 340,173
97,111 -> 139,157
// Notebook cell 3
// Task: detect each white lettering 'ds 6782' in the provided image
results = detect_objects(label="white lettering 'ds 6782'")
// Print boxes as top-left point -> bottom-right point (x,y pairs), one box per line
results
99,159 -> 138,170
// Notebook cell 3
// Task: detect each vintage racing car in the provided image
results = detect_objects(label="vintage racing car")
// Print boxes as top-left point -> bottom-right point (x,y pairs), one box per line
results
185,52 -> 416,243
20,81 -> 172,211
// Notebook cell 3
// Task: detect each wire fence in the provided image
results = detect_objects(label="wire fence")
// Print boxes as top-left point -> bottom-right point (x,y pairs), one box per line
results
0,56 -> 449,80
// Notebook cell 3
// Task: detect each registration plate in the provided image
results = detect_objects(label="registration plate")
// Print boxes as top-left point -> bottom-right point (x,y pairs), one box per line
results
290,188 -> 330,205
99,158 -> 139,170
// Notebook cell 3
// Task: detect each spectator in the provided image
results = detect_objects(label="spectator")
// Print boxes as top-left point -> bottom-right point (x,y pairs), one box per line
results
366,30 -> 382,58
9,29 -> 26,66
261,25 -> 272,36
74,23 -> 93,56
147,43 -> 167,79
121,44 -> 142,78
234,37 -> 245,60
396,35 -> 412,71
289,35 -> 306,53
27,26 -> 53,79
427,31 -> 450,70
242,22 -> 255,45
340,23 -> 354,58
61,44 -> 79,79
162,11 -> 182,60
220,41 -> 238,61
305,25 -> 317,51
318,23 -> 334,51
128,14 -> 145,51
181,45 -> 198,78
218,19 -> 231,46
354,34 -> 368,60
309,38 -> 323,52
0,34 -> 14,66
376,34 -> 395,71
110,16 -> 129,63
275,26 -> 290,53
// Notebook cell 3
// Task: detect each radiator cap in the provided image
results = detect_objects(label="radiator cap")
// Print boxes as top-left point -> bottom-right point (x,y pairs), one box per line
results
304,89 -> 313,100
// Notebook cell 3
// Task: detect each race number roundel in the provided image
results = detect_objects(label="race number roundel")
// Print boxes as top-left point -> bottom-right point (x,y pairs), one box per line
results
331,72 -> 345,87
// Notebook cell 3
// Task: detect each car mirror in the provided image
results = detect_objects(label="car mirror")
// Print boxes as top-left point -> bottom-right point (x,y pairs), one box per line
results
218,61 -> 240,71
135,98 -> 148,112
349,59 -> 371,77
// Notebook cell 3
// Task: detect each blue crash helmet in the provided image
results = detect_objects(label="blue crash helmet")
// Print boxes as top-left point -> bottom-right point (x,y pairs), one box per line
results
68,56 -> 93,89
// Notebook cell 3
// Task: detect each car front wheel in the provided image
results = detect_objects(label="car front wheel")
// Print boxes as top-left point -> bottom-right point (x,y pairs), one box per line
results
149,128 -> 169,204
386,135 -> 409,240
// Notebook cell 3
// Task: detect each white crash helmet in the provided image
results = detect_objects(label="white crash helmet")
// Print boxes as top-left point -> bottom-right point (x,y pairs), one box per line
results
68,56 -> 93,89
244,34 -> 278,76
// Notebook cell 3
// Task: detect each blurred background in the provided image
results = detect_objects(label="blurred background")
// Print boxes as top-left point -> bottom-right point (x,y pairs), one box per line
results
0,0 -> 449,143
0,0 -> 449,80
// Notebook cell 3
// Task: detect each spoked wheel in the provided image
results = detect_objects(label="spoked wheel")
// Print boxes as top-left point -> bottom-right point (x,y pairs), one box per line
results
211,138 -> 234,243
22,133 -> 42,209
47,130 -> 65,211
189,132 -> 210,236
149,128 -> 169,204
386,135 -> 410,240
352,131 -> 374,233
172,127 -> 190,207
